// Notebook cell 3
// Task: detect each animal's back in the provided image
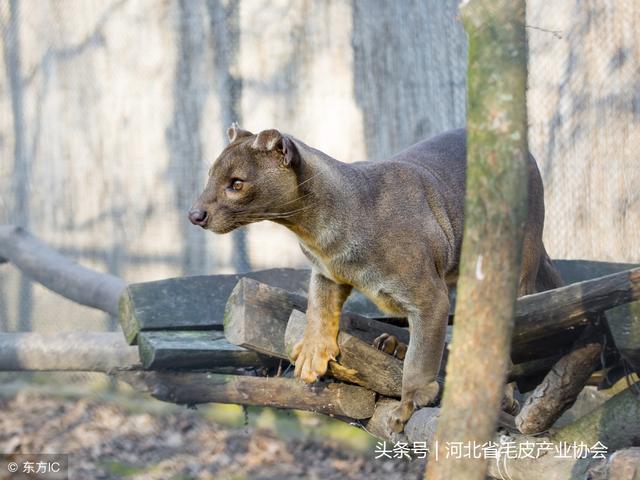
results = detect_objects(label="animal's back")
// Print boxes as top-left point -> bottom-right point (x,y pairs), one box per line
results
389,128 -> 468,188
385,127 -> 561,295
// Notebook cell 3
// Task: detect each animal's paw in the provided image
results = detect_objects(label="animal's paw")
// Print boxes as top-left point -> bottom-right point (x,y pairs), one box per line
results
290,335 -> 339,384
372,333 -> 407,360
501,393 -> 521,416
388,381 -> 440,433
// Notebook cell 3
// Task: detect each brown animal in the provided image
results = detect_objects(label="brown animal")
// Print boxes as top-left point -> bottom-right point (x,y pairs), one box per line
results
189,124 -> 561,433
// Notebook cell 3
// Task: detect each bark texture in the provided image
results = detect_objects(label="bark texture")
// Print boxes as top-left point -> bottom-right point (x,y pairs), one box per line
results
426,1 -> 529,478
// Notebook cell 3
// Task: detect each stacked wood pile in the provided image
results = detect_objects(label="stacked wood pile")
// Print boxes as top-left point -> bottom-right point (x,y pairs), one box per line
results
1,225 -> 640,479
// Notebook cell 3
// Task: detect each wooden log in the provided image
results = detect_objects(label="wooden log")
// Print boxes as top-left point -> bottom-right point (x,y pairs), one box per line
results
507,355 -> 563,383
0,332 -> 139,371
224,278 -> 409,359
341,311 -> 409,345
223,266 -> 639,369
0,225 -> 126,316
119,268 -> 309,344
285,309 -> 404,397
515,327 -> 603,434
364,398 -> 440,445
286,308 -> 558,396
114,369 -> 376,419
512,267 -> 640,353
120,270 -> 387,345
137,330 -> 272,370
223,277 -> 308,358
369,261 -> 639,330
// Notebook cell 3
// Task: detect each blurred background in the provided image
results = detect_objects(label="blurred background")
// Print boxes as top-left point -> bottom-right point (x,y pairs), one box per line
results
0,0 -> 639,478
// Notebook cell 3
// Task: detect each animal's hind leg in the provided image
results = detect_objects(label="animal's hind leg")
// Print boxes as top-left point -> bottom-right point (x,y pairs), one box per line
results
387,286 -> 449,433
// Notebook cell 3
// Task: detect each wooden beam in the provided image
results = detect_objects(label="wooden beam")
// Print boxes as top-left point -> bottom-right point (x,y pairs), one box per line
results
0,225 -> 126,316
285,309 -> 404,397
0,332 -> 139,371
114,369 -> 376,419
507,355 -> 563,383
223,278 -> 409,358
512,267 -> 640,352
137,330 -> 272,370
341,311 -> 409,345
223,277 -> 308,358
223,267 -> 640,366
119,268 -> 310,344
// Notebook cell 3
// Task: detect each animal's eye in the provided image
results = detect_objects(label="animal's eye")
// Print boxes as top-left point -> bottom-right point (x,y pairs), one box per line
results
229,179 -> 244,191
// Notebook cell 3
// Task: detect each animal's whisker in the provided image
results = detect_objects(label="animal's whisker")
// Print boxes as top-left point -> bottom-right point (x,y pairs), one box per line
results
238,203 -> 317,221
265,191 -> 315,210
258,173 -> 321,210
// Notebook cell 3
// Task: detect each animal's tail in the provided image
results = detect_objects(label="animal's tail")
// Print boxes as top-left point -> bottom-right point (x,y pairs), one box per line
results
535,245 -> 564,292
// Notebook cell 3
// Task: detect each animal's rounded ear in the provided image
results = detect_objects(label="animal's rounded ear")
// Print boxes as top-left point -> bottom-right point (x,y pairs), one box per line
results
252,129 -> 282,151
252,129 -> 299,168
227,122 -> 253,143
280,136 -> 299,167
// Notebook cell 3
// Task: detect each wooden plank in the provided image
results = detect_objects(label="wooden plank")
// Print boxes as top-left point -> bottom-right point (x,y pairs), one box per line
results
137,330 -> 271,370
285,309 -> 404,397
224,278 -> 410,360
119,268 -> 310,344
114,369 -> 376,419
119,268 -> 385,345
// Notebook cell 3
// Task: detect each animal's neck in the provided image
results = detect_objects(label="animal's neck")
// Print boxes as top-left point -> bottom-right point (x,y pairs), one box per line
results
274,141 -> 358,253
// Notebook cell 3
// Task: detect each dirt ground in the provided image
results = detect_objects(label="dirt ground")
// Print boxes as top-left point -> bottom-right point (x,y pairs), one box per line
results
0,387 -> 426,480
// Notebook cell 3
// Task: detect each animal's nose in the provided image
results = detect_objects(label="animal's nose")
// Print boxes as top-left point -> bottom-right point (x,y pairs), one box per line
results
188,208 -> 208,227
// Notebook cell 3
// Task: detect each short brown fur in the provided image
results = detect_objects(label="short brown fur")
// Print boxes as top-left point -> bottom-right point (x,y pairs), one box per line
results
191,125 -> 562,432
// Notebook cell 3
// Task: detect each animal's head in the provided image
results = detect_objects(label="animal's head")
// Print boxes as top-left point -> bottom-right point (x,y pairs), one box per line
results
188,123 -> 303,234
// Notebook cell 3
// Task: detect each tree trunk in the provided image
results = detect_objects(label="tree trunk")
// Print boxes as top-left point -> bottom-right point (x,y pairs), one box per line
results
426,1 -> 529,479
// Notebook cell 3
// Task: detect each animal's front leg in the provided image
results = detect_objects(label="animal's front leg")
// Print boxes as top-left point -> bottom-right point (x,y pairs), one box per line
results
290,270 -> 352,383
388,287 -> 449,433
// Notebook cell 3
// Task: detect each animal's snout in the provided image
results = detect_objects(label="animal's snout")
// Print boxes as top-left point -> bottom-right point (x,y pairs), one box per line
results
188,208 -> 208,227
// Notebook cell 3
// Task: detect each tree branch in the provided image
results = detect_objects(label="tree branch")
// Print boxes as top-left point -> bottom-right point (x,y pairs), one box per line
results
0,332 -> 139,371
0,225 -> 125,316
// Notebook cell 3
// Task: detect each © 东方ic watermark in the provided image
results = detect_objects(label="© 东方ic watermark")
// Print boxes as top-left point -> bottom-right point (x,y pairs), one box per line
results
1,454 -> 68,479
